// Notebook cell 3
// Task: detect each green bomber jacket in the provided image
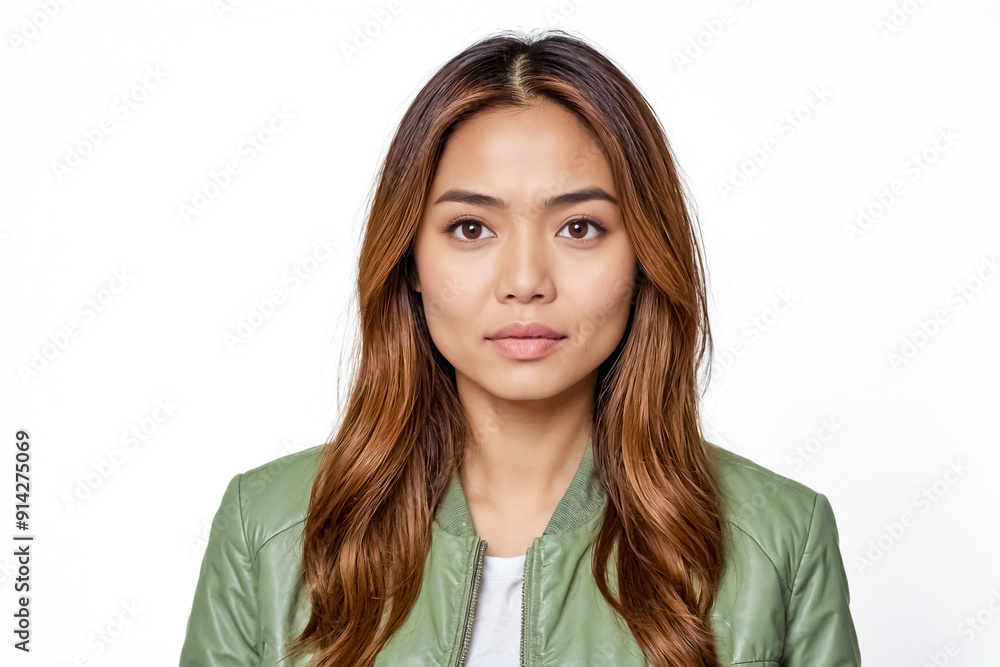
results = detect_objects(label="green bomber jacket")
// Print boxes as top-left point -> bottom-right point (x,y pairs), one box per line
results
179,439 -> 861,666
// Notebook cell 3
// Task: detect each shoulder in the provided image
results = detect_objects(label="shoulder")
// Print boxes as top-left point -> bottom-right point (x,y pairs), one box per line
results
706,444 -> 859,662
708,442 -> 837,584
226,444 -> 324,555
710,442 -> 819,521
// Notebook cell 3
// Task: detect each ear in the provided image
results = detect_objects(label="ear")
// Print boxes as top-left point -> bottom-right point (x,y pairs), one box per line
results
407,254 -> 421,293
632,264 -> 645,303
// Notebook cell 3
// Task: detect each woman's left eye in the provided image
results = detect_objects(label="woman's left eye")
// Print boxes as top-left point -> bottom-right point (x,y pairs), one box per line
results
558,217 -> 607,241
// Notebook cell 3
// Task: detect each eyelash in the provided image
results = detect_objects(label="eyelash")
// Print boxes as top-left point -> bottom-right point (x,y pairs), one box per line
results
442,216 -> 609,245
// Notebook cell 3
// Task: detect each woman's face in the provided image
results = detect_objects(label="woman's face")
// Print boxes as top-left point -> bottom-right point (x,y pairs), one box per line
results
412,101 -> 638,405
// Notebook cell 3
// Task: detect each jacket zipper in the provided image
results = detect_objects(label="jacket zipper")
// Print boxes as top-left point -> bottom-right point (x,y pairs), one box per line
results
520,546 -> 529,667
455,538 -> 487,667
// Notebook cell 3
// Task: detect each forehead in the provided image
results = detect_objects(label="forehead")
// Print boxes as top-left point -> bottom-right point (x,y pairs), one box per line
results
430,102 -> 613,196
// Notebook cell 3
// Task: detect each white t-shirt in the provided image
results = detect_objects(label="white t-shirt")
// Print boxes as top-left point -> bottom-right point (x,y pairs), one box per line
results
466,553 -> 526,665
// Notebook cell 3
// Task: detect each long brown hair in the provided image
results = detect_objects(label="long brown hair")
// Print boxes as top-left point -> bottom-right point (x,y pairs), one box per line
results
290,29 -> 725,666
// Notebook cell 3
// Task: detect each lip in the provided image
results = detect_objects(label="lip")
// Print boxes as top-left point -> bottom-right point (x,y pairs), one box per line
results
486,322 -> 566,361
489,337 -> 563,360
486,322 -> 566,341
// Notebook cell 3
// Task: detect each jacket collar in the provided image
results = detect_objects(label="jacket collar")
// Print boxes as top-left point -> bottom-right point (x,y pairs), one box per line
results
434,437 -> 607,538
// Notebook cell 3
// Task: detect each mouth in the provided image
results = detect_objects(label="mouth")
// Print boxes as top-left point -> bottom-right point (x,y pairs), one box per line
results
486,322 -> 567,359
488,335 -> 567,340
487,322 -> 566,341
487,335 -> 565,360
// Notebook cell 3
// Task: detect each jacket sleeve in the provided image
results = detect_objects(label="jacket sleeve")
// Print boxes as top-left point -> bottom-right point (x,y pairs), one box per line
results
179,473 -> 262,666
781,492 -> 861,666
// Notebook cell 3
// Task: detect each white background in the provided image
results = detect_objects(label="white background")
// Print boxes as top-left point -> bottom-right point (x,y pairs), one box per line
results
2,1 -> 999,665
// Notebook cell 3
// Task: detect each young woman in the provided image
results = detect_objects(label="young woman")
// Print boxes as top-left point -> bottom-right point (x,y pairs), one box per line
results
180,30 -> 860,667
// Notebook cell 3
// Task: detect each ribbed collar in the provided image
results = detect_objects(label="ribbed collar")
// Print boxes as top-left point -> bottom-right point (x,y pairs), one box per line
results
435,437 -> 606,537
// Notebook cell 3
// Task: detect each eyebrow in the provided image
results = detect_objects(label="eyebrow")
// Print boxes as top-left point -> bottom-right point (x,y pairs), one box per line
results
432,186 -> 618,210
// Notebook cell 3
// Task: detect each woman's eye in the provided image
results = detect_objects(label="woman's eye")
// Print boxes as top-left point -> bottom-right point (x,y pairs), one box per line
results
557,217 -> 606,242
446,219 -> 496,243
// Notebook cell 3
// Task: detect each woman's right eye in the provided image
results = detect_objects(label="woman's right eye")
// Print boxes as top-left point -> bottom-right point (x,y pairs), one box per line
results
444,218 -> 497,244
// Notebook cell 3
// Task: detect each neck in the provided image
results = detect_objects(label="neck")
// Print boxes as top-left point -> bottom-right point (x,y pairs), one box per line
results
455,372 -> 596,514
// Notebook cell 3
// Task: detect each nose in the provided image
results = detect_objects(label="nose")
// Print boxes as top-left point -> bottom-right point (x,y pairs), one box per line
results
495,219 -> 555,304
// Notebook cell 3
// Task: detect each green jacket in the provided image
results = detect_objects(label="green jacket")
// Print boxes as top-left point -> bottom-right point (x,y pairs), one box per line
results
179,440 -> 861,666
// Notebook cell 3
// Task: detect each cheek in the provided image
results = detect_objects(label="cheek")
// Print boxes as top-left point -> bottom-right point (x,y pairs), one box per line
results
418,267 -> 486,337
572,266 -> 635,342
